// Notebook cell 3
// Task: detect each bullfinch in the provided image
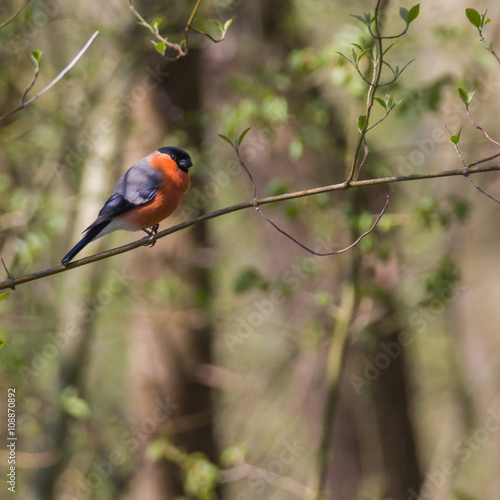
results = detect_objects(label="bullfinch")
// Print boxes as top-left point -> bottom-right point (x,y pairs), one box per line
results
61,146 -> 192,265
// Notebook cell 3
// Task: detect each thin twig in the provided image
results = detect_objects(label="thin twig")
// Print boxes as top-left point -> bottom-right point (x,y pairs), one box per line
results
128,0 -> 209,60
0,0 -> 30,30
1,258 -> 15,290
466,111 -> 500,147
128,0 -> 185,60
451,141 -> 500,205
188,26 -> 228,44
255,196 -> 389,256
479,28 -> 500,66
2,163 -> 500,290
346,0 -> 385,183
355,137 -> 369,180
468,152 -> 500,167
20,57 -> 40,105
0,31 -> 100,123
235,141 -> 388,255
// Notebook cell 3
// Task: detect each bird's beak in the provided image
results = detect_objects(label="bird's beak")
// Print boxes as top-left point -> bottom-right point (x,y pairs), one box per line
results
179,158 -> 193,171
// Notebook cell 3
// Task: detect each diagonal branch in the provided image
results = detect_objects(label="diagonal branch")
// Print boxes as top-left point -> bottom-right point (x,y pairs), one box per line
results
2,163 -> 500,291
0,0 -> 30,30
0,31 -> 99,123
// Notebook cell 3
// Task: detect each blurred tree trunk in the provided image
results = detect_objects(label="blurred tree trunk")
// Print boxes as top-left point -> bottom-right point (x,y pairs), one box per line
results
127,48 -> 218,498
250,0 -> 423,497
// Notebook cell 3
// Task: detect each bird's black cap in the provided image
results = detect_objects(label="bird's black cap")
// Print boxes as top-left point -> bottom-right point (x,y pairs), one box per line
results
157,146 -> 193,173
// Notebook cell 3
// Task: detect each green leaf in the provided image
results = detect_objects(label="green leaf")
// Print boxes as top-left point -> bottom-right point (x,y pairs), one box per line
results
234,268 -> 260,293
399,7 -> 409,24
30,49 -> 42,63
465,8 -> 482,29
458,88 -> 475,108
0,340 -> 5,349
336,51 -> 353,64
0,292 -> 9,301
351,14 -> 368,25
152,17 -> 163,33
382,41 -> 399,56
223,17 -> 235,31
357,115 -> 367,133
138,21 -> 155,34
481,11 -> 491,26
407,4 -> 420,23
238,127 -> 251,145
154,41 -> 166,56
447,125 -> 463,145
218,134 -> 235,149
453,489 -> 477,500
61,395 -> 91,420
374,97 -> 386,108
209,19 -> 223,29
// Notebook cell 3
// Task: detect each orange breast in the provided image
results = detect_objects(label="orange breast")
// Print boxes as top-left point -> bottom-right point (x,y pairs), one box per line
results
121,152 -> 191,229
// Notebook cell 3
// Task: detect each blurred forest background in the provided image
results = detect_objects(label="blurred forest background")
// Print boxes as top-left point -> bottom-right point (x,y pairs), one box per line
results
2,0 -> 500,499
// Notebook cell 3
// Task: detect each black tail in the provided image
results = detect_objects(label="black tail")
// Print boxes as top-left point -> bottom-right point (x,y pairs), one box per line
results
61,221 -> 111,265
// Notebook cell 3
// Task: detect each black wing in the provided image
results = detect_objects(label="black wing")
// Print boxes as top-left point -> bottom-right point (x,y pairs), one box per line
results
83,161 -> 163,234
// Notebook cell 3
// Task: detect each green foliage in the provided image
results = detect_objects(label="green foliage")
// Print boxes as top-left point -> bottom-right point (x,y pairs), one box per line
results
209,17 -> 234,38
219,443 -> 248,467
233,267 -> 262,293
60,387 -> 91,420
263,178 -> 292,197
458,88 -> 475,109
0,292 -> 9,301
357,115 -> 367,133
0,340 -> 5,349
154,41 -> 166,56
30,49 -> 42,64
421,256 -> 460,307
315,291 -> 334,307
446,125 -> 463,145
400,4 -> 420,26
453,489 -> 477,500
465,8 -> 490,30
183,452 -> 218,500
218,127 -> 251,151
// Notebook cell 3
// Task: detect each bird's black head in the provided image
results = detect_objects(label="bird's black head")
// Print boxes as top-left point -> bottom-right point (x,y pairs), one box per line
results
158,146 -> 193,173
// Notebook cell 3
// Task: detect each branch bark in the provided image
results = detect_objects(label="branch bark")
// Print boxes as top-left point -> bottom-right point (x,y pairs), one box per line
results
2,162 -> 500,291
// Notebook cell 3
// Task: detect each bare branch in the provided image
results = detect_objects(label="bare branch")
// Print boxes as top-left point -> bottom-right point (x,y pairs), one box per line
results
0,31 -> 100,123
450,138 -> 500,205
234,139 -> 389,255
20,56 -> 40,105
466,110 -> 500,147
0,0 -> 30,30
2,163 -> 500,291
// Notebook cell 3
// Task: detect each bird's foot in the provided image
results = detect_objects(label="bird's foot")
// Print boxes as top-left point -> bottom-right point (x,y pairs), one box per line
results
143,224 -> 159,247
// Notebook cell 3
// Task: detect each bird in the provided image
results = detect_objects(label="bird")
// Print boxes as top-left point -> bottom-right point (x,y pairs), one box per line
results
61,146 -> 193,265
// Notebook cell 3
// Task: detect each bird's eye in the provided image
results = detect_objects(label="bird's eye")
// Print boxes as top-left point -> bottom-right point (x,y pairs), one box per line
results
171,154 -> 176,160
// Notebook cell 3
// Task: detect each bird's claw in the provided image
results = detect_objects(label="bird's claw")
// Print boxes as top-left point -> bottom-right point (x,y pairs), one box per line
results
143,224 -> 159,247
